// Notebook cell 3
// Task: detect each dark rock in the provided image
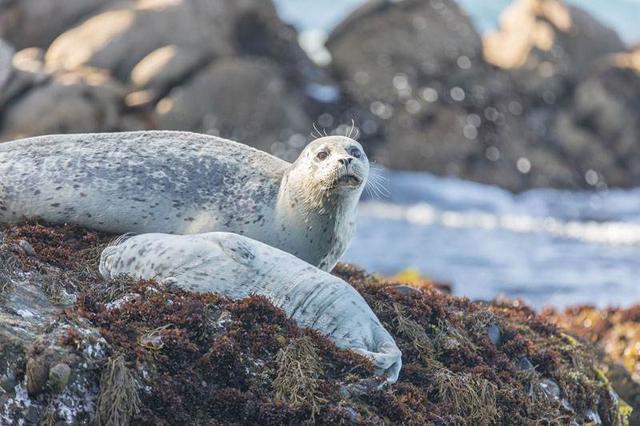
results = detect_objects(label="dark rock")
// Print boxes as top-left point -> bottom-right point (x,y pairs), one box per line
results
48,362 -> 72,393
390,285 -> 422,296
44,0 -> 312,83
129,45 -> 209,103
517,356 -> 535,372
0,0 -> 115,50
487,324 -> 501,346
154,57 -> 312,158
539,378 -> 560,400
325,0 -> 576,191
555,48 -> 640,188
17,240 -> 36,257
0,68 -> 125,140
326,0 -> 636,191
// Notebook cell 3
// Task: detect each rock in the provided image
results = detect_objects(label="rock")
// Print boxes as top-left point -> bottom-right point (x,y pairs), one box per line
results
326,0 -> 573,191
0,68 -> 125,140
0,0 -> 115,50
0,239 -> 105,423
517,356 -> 535,372
155,57 -> 311,158
0,38 -> 12,89
17,240 -> 36,257
484,0 -> 625,96
130,45 -> 209,101
325,0 -> 636,191
328,0 -> 482,97
48,362 -> 72,393
0,222 -> 631,424
559,48 -> 640,188
45,0 -> 310,82
539,378 -> 560,400
390,285 -> 422,296
487,324 -> 501,346
0,40 -> 50,110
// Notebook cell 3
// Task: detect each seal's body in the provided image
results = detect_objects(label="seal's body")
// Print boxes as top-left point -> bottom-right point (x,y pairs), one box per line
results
0,131 -> 368,270
99,231 -> 402,382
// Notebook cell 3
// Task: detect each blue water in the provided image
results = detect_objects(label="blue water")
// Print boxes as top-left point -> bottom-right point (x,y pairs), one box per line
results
346,171 -> 640,309
275,0 -> 640,44
272,0 -> 640,309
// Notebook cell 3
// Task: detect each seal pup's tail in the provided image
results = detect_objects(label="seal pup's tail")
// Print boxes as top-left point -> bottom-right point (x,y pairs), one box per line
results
354,325 -> 402,383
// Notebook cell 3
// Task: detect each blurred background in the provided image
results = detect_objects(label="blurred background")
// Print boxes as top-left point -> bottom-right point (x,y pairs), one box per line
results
1,0 -> 639,308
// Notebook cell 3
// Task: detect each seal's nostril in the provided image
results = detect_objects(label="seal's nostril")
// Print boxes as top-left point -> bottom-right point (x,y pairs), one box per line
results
339,158 -> 353,165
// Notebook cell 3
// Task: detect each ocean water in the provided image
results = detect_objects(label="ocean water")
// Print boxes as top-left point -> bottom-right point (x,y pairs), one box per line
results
347,171 -> 640,309
272,0 -> 640,309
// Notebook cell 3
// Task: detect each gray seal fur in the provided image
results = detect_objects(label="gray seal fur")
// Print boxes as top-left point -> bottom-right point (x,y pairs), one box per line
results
99,231 -> 402,382
0,130 -> 369,270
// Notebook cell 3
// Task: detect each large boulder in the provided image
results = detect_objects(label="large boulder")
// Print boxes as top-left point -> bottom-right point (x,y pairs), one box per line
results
326,0 -> 577,190
552,47 -> 640,188
0,68 -> 125,140
326,0 -> 636,191
45,0 -> 312,84
0,0 -> 114,50
0,41 -> 50,113
327,0 -> 483,106
129,45 -> 209,104
154,57 -> 311,159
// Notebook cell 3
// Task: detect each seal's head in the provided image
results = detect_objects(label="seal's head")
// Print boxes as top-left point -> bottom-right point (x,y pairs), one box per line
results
292,136 -> 369,200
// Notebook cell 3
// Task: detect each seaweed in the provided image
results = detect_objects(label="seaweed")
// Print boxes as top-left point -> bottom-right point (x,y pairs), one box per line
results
0,222 -> 632,425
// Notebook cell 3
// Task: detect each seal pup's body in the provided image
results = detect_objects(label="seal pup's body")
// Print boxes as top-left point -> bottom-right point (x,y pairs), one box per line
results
99,231 -> 402,382
0,131 -> 369,270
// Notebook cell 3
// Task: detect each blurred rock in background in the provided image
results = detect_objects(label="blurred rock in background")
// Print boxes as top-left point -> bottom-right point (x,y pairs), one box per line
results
0,0 -> 639,190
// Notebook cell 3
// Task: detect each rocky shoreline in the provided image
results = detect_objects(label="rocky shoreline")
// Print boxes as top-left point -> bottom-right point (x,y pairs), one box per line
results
1,0 -> 639,191
0,222 -> 634,424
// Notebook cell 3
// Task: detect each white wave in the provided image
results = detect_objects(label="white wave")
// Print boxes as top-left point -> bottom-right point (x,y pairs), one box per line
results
360,201 -> 640,246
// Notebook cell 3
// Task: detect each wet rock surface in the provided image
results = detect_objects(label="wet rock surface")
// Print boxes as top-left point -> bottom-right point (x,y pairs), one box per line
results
0,222 -> 633,424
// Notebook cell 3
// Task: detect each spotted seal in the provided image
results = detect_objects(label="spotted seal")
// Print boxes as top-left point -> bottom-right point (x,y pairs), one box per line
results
99,231 -> 402,382
0,130 -> 369,270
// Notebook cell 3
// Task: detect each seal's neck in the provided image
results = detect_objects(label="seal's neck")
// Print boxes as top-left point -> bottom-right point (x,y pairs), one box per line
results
276,170 -> 361,225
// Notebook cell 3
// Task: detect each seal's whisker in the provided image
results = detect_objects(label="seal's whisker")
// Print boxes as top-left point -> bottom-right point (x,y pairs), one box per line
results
312,122 -> 324,139
365,166 -> 390,198
348,119 -> 356,138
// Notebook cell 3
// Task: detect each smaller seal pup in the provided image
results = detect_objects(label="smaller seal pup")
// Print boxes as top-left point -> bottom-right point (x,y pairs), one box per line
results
0,130 -> 369,271
99,232 -> 402,382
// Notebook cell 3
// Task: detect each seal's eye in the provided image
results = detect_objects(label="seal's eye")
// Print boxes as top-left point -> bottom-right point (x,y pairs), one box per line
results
350,148 -> 362,159
316,151 -> 329,161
